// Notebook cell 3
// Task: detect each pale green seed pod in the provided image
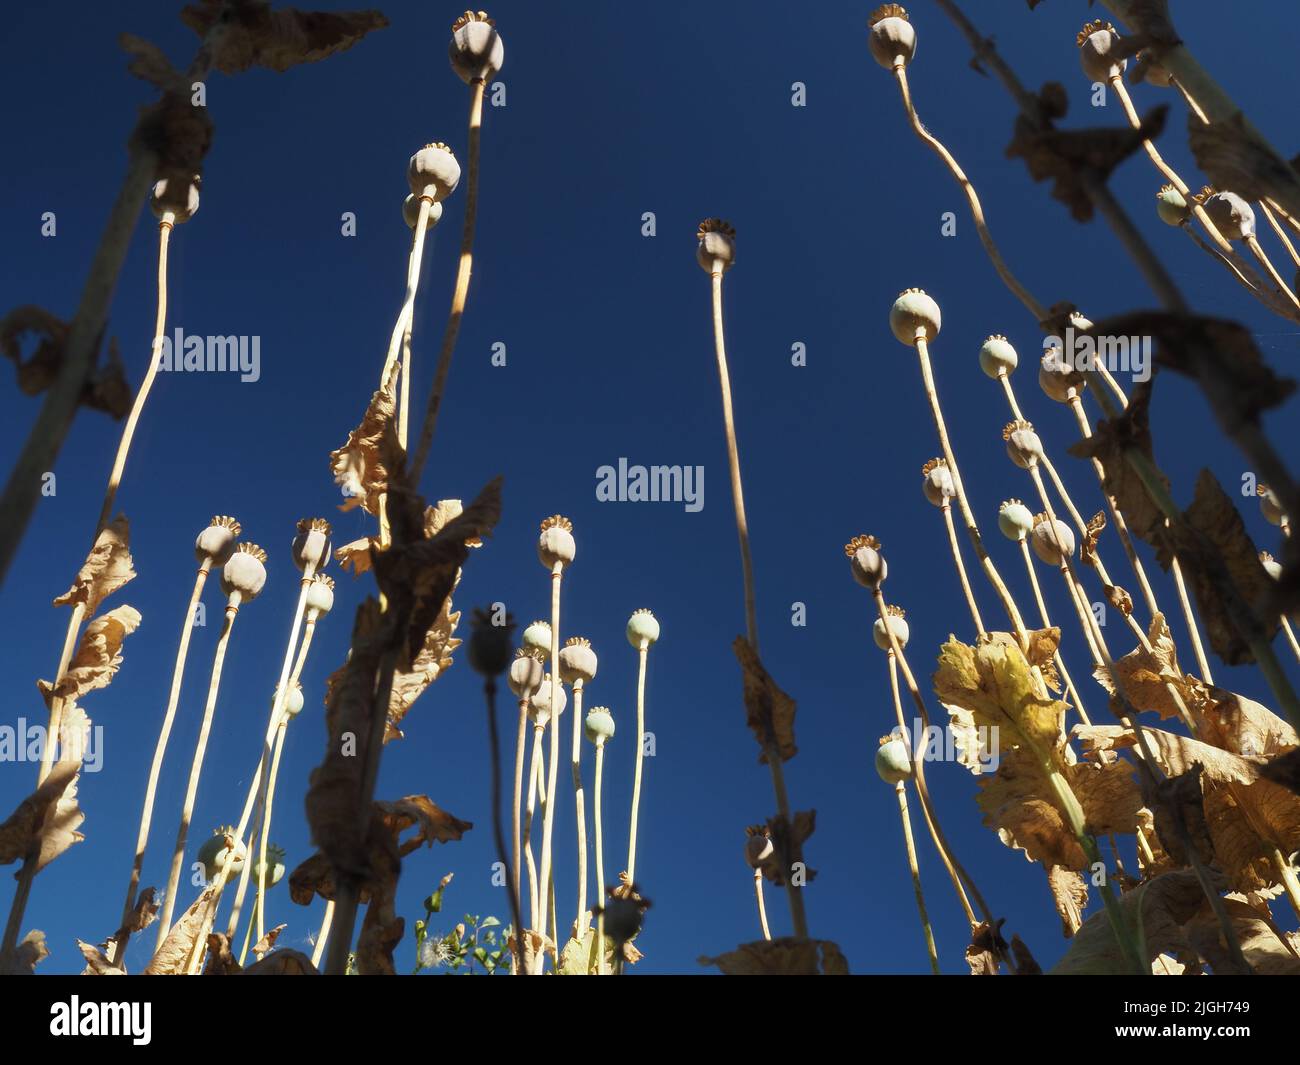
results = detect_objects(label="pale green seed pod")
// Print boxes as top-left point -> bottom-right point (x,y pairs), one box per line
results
538,515 -> 576,569
1156,184 -> 1189,226
221,543 -> 267,601
875,738 -> 913,783
696,218 -> 736,273
197,827 -> 246,882
195,515 -> 241,566
522,620 -> 552,657
1077,20 -> 1126,82
998,499 -> 1035,541
889,288 -> 941,345
449,10 -> 504,85
979,335 -> 1018,378
846,535 -> 887,589
407,143 -> 461,202
1031,515 -> 1076,566
276,681 -> 305,719
626,609 -> 660,649
873,606 -> 909,650
403,193 -> 444,230
584,706 -> 615,744
868,5 -> 916,70
559,637 -> 598,685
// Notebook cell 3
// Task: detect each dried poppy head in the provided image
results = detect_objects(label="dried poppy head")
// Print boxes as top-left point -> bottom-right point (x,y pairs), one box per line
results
151,174 -> 200,224
921,457 -> 955,508
538,514 -> 576,569
744,826 -> 774,868
584,706 -> 616,745
889,288 -> 941,345
276,679 -> 305,719
195,514 -> 241,566
305,573 -> 335,617
978,334 -> 1018,378
1003,419 -> 1043,469
997,498 -> 1034,541
1039,348 -> 1087,403
872,603 -> 909,650
1260,551 -> 1282,580
875,735 -> 913,783
1076,19 -> 1126,82
508,648 -> 546,699
407,143 -> 462,203
1155,184 -> 1189,226
1258,483 -> 1287,526
559,636 -> 598,685
402,193 -> 444,231
868,4 -> 916,70
1030,513 -> 1076,566
467,607 -> 514,676
626,608 -> 661,649
221,543 -> 268,602
528,674 -> 567,725
292,517 -> 332,572
846,534 -> 887,589
1196,187 -> 1256,241
449,9 -> 504,85
696,218 -> 736,274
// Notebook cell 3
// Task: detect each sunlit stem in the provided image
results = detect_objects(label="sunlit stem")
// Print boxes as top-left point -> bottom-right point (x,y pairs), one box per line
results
895,780 -> 940,974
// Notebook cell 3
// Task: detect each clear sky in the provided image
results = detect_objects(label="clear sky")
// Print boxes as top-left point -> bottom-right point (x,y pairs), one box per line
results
2,0 -> 1298,975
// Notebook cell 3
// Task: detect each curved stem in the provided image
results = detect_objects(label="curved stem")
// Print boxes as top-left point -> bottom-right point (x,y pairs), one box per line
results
896,781 -> 940,974
941,502 -> 986,637
523,723 -> 543,930
1245,234 -> 1300,313
626,644 -> 648,884
410,78 -> 487,481
156,596 -> 240,946
1281,617 -> 1300,665
383,202 -> 434,447
593,739 -> 607,974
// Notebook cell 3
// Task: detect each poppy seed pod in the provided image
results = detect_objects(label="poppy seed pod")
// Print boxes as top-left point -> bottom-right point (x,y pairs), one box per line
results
1258,484 -> 1287,526
1077,20 -> 1126,82
291,517 -> 332,572
468,608 -> 514,677
998,498 -> 1035,541
402,193 -> 444,231
150,174 -> 200,224
277,680 -> 305,719
978,334 -> 1018,378
1004,420 -> 1044,469
1039,349 -> 1087,403
889,288 -> 941,345
626,608 -> 661,649
522,619 -> 553,657
221,543 -> 268,602
508,649 -> 545,699
921,457 -> 955,508
1156,184 -> 1189,226
407,143 -> 462,203
195,515 -> 241,566
528,675 -> 566,724
584,706 -> 615,744
696,218 -> 736,274
305,574 -> 335,617
559,636 -> 598,685
449,9 -> 504,85
744,831 -> 774,869
537,514 -> 576,569
1198,188 -> 1256,241
873,604 -> 909,650
1031,514 -> 1076,566
197,827 -> 246,882
845,534 -> 887,589
250,842 -> 287,889
868,4 -> 916,70
875,737 -> 913,783
1260,551 -> 1282,580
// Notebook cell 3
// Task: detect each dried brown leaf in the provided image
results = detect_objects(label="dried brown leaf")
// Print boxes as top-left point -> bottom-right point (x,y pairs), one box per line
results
1188,110 -> 1300,206
1048,865 -> 1088,937
0,758 -> 84,873
966,919 -> 1008,976
39,604 -> 142,706
239,948 -> 318,974
119,32 -> 185,90
145,887 -> 215,975
699,937 -> 849,975
77,940 -> 125,975
756,809 -> 816,887
1092,612 -> 1198,720
509,929 -> 554,975
733,637 -> 797,763
180,1 -> 388,74
53,516 -> 135,615
251,924 -> 286,961
1,307 -> 131,417
330,383 -> 399,516
374,795 -> 472,856
201,933 -> 240,974
1,930 -> 49,974
1080,511 -> 1107,568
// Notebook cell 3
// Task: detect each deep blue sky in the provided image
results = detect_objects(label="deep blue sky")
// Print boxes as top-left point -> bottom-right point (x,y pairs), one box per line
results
2,1 -> 1298,975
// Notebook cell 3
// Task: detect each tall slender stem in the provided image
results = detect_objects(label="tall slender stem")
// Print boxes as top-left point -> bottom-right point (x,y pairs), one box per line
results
310,900 -> 334,970
512,699 -> 528,930
626,645 -> 649,884
483,677 -> 525,975
593,738 -> 608,974
896,781 -> 940,974
941,502 -> 985,637
523,723 -> 543,929
1017,536 -> 1091,725
538,566 -> 563,963
570,679 -> 589,939
753,869 -> 772,942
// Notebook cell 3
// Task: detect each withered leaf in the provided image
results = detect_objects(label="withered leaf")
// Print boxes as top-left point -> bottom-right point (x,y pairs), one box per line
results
1188,898 -> 1300,975
966,919 -> 1008,976
38,604 -> 142,707
757,809 -> 816,887
330,383 -> 399,516
77,939 -> 126,975
1048,865 -> 1088,937
53,516 -> 135,615
288,850 -> 368,906
1149,765 -> 1216,868
1010,934 -> 1042,975
119,32 -> 186,91
700,937 -> 849,975
384,580 -> 461,743
240,948 -> 318,974
1,930 -> 50,975
1092,612 -> 1198,720
145,887 -> 215,974
91,886 -> 159,968
1104,583 -> 1133,617
0,758 -> 84,871
0,307 -> 131,418
1200,687 -> 1297,759
1080,511 -> 1107,568
374,795 -> 472,856
180,1 -> 388,74
733,637 -> 797,763
509,929 -> 554,976
1188,110 -> 1300,207
252,924 -> 286,961
201,933 -> 240,974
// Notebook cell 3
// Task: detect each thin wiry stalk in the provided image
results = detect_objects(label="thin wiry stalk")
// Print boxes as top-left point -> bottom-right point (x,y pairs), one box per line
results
156,595 -> 243,946
940,501 -> 986,637
1261,203 -> 1300,271
592,737 -> 608,974
538,567 -> 564,959
1281,617 -> 1300,665
752,869 -> 772,941
523,722 -> 544,928
895,780 -> 940,975
383,202 -> 435,448
512,697 -> 528,932
482,676 -> 525,976
411,77 -> 487,481
570,678 -> 589,939
310,900 -> 334,970
1016,535 -> 1091,725
110,557 -> 213,966
253,723 -> 289,947
626,643 -> 649,884
707,256 -> 808,937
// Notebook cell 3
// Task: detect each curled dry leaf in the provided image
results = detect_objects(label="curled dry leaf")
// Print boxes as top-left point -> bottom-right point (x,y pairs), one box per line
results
251,924 -> 287,961
201,933 -> 240,974
1010,934 -> 1042,975
180,0 -> 389,74
287,851 -> 370,906
1048,865 -> 1088,937
1148,765 -> 1216,869
699,937 -> 849,975
966,919 -> 1009,976
87,886 -> 160,969
1188,898 -> 1300,975
145,887 -> 216,975
383,579 -> 460,743
1,930 -> 50,975
1104,583 -> 1134,617
119,32 -> 187,91
0,758 -> 84,872
53,515 -> 135,615
240,948 -> 318,974
1092,613 -> 1198,721
38,604 -> 142,707
1080,511 -> 1107,569
733,636 -> 797,763
509,928 -> 554,976
77,939 -> 126,975
1188,110 -> 1300,207
374,795 -> 472,856
1199,687 -> 1297,759
1,307 -> 131,418
329,383 -> 399,516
